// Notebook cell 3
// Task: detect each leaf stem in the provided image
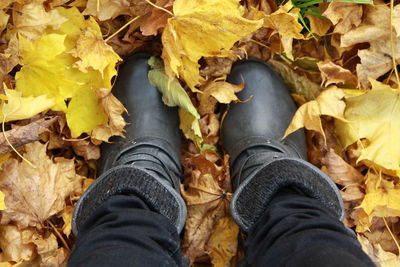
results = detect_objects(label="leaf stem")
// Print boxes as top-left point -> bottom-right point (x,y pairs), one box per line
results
47,219 -> 71,252
105,16 -> 141,42
144,0 -> 173,16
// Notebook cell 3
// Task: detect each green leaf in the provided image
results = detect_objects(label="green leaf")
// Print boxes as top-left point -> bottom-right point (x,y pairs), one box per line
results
148,57 -> 203,146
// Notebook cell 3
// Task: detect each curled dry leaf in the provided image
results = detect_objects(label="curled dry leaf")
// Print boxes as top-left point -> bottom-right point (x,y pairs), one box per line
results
181,150 -> 233,264
0,142 -> 84,228
161,0 -> 263,91
91,88 -> 127,143
283,87 -> 346,141
341,5 -> 400,88
304,14 -> 332,37
358,234 -> 400,267
322,2 -> 363,34
12,1 -> 68,41
0,116 -> 58,154
71,140 -> 100,161
0,225 -> 35,262
199,114 -> 220,145
140,0 -> 173,36
357,171 -> 400,232
317,61 -> 357,87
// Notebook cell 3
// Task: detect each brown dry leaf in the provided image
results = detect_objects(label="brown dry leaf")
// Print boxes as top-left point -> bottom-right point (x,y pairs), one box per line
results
202,80 -> 245,104
341,5 -> 400,88
91,88 -> 127,144
84,0 -> 152,20
0,225 -> 35,262
60,206 -> 73,237
321,149 -> 363,186
0,116 -> 58,154
200,57 -> 236,79
12,2 -> 68,41
0,34 -> 19,88
283,87 -> 346,140
357,171 -> 400,232
394,5 -> 400,37
317,61 -> 357,87
23,230 -> 67,266
305,14 -> 332,36
0,142 -> 84,228
181,150 -> 232,263
140,0 -> 172,36
268,59 -> 321,101
358,234 -> 400,267
71,140 -> 100,161
0,10 -> 9,33
364,226 -> 400,255
199,114 -> 220,145
205,216 -> 239,267
322,2 -> 363,34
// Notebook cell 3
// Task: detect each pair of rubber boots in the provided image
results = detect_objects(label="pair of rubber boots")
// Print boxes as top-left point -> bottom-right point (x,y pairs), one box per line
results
72,54 -> 343,236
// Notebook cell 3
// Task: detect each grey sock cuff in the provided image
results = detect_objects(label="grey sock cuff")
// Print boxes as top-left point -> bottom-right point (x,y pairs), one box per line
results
231,157 -> 344,233
72,166 -> 187,236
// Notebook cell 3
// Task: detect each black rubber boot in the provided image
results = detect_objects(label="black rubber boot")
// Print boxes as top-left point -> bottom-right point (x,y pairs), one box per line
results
221,58 -> 343,233
72,53 -> 186,235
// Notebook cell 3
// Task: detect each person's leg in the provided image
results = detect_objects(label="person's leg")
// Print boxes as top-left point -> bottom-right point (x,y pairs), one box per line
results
221,58 -> 374,266
70,54 -> 186,266
245,189 -> 375,267
69,194 -> 181,267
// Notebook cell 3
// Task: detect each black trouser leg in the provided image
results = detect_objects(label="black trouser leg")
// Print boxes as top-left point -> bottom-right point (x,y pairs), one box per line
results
69,194 -> 182,267
244,189 -> 375,267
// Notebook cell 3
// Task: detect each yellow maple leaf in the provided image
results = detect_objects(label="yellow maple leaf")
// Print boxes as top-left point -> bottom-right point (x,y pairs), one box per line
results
336,79 -> 400,172
356,171 -> 400,232
161,0 -> 263,91
283,88 -> 346,140
15,7 -> 121,138
263,1 -> 305,59
0,88 -> 55,122
70,19 -> 121,76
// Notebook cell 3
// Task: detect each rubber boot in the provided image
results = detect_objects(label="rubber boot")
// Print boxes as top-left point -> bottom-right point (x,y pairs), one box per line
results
221,58 -> 343,233
72,54 -> 186,235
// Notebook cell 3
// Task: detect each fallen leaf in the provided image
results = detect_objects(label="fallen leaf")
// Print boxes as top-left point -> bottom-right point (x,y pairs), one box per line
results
202,80 -> 245,104
283,87 -> 346,140
317,61 -> 357,87
268,59 -> 321,101
305,14 -> 332,37
0,142 -> 84,228
60,206 -> 73,236
357,171 -> 400,232
161,0 -> 263,91
70,22 -> 121,76
199,114 -> 220,145
322,2 -> 363,34
0,10 -> 9,33
263,1 -> 305,59
0,89 -> 55,123
71,140 -> 100,161
394,5 -> 400,37
148,57 -> 203,146
12,1 -> 68,41
205,216 -> 239,267
0,116 -> 58,154
83,0 -> 130,21
16,7 -> 120,137
358,234 -> 400,267
336,79 -> 400,172
91,88 -> 127,143
341,5 -> 400,88
321,149 -> 363,186
181,151 -> 232,263
0,225 -> 35,262
140,0 -> 172,36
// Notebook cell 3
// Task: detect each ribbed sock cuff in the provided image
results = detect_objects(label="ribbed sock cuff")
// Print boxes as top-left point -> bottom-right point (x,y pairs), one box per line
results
72,166 -> 187,236
231,158 -> 344,233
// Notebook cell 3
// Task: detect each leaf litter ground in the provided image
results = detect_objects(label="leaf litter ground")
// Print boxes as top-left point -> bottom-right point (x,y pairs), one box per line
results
0,0 -> 400,266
